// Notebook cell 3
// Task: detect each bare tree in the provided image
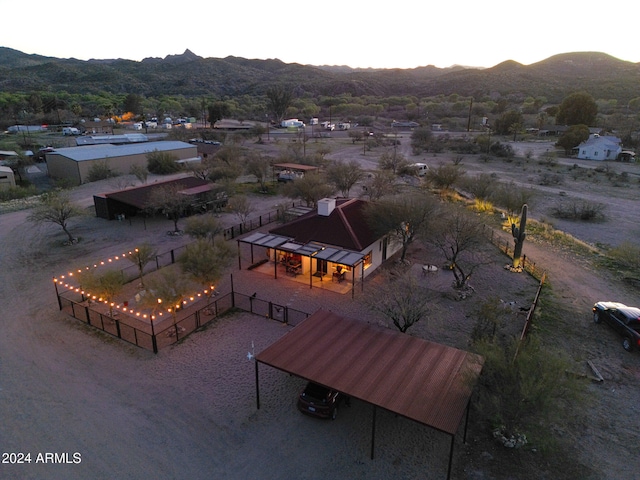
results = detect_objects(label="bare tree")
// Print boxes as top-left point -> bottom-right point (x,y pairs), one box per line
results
367,268 -> 431,333
27,191 -> 84,244
378,151 -> 409,174
145,184 -> 194,234
429,207 -> 488,289
326,160 -> 364,197
364,193 -> 440,262
183,214 -> 222,244
361,170 -> 398,201
282,172 -> 335,207
227,195 -> 254,228
126,243 -> 157,288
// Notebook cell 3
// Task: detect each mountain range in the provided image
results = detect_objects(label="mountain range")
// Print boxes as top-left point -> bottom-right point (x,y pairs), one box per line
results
1,47 -> 638,103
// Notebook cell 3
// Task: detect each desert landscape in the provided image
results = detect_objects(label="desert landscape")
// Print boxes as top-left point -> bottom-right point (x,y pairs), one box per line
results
1,134 -> 639,480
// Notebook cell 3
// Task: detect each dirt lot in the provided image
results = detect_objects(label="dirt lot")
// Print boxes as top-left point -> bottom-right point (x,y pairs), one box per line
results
1,134 -> 639,479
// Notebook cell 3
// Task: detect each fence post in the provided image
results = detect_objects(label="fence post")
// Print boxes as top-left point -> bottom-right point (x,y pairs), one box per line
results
171,249 -> 175,264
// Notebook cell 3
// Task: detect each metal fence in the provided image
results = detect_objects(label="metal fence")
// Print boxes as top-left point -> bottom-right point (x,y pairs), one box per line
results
222,202 -> 299,240
56,286 -> 311,354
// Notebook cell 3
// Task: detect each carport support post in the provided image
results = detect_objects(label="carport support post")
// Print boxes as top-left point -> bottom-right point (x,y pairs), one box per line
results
255,360 -> 260,409
370,405 -> 377,459
447,434 -> 455,480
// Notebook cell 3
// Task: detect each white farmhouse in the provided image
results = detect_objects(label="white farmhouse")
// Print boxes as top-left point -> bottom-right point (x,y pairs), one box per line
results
576,134 -> 622,161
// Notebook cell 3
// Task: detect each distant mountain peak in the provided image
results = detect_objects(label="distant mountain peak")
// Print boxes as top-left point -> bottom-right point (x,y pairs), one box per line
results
163,49 -> 202,63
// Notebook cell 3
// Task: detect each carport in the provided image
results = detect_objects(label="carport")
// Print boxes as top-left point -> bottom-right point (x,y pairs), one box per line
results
254,310 -> 484,480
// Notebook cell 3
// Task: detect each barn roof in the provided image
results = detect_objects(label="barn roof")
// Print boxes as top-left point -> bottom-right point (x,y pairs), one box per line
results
256,309 -> 484,436
98,177 -> 211,209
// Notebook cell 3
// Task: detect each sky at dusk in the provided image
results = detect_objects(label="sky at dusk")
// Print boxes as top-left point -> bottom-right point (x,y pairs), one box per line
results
1,0 -> 637,69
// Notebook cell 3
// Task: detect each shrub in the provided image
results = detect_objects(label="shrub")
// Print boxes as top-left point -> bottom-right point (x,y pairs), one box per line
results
607,241 -> 640,271
550,200 -> 605,221
147,150 -> 181,174
87,160 -> 115,182
472,334 -> 586,449
0,184 -> 38,202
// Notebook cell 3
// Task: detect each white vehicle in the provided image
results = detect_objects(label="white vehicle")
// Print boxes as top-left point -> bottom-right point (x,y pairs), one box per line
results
338,122 -> 351,130
281,118 -> 305,128
410,163 -> 429,176
132,123 -> 143,130
309,117 -> 319,125
62,127 -> 80,136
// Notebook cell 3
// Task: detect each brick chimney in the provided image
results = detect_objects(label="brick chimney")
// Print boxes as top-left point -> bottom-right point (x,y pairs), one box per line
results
317,198 -> 336,216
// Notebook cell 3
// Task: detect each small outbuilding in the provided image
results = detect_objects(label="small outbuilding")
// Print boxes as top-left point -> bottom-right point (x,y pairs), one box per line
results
46,141 -> 198,185
0,166 -> 16,190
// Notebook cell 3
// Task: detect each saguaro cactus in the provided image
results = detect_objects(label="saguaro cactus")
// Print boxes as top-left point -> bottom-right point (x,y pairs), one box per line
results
511,204 -> 527,269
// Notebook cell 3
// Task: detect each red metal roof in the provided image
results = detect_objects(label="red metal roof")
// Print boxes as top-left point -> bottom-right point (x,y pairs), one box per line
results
101,177 -> 210,209
256,309 -> 484,435
269,199 -> 377,251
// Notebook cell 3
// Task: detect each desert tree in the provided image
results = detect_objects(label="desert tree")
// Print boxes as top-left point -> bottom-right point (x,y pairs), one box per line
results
282,172 -> 335,207
227,194 -> 254,229
208,101 -> 232,126
410,126 -> 433,154
326,160 -> 364,197
28,191 -> 84,244
143,269 -> 191,324
428,206 -> 488,290
129,165 -> 149,183
556,124 -> 590,155
378,151 -> 409,174
126,242 -> 157,288
364,192 -> 440,263
245,153 -> 271,192
471,334 -> 586,446
266,84 -> 293,122
556,91 -> 598,126
79,269 -> 126,318
425,163 -> 465,190
361,170 -> 398,201
145,183 -> 194,234
178,238 -> 234,300
183,214 -> 222,244
367,268 -> 431,333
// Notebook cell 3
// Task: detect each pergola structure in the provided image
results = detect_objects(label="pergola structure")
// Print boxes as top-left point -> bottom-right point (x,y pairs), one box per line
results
254,310 -> 484,479
237,232 -> 365,298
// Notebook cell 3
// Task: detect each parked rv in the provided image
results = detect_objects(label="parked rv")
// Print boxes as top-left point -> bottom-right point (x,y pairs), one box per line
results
62,127 -> 80,136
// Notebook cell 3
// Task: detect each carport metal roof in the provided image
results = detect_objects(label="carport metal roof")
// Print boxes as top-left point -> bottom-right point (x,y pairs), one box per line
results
254,309 -> 484,479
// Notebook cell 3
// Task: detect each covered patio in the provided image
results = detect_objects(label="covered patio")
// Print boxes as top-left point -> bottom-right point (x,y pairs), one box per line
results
237,232 -> 365,297
254,310 -> 484,479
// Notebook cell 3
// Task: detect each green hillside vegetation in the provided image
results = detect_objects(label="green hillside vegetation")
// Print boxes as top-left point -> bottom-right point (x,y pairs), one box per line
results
1,47 -> 639,147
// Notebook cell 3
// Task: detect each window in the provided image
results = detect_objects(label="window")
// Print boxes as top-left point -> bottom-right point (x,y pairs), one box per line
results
363,251 -> 372,269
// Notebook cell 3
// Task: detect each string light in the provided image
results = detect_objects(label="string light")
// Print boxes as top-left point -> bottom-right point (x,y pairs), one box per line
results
54,248 -> 217,322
